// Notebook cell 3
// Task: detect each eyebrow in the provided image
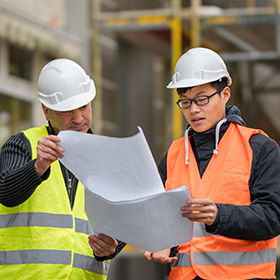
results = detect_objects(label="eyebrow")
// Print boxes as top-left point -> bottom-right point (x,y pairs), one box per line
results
180,90 -> 208,99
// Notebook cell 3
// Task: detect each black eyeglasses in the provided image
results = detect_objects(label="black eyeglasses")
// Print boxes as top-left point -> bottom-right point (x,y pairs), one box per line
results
176,87 -> 226,109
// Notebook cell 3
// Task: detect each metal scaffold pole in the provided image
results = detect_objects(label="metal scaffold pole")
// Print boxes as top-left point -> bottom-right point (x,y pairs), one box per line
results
276,0 -> 280,53
171,0 -> 183,140
190,0 -> 201,48
92,0 -> 103,134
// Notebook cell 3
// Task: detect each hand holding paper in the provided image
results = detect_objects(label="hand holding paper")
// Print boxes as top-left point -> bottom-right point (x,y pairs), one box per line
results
88,233 -> 118,257
58,127 -> 193,252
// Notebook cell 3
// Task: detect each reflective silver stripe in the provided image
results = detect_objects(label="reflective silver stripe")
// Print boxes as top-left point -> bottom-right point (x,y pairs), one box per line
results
171,253 -> 192,267
194,223 -> 214,237
0,213 -> 93,235
173,249 -> 276,268
73,253 -> 110,275
0,250 -> 71,265
75,217 -> 93,235
0,212 -> 73,229
193,248 -> 277,266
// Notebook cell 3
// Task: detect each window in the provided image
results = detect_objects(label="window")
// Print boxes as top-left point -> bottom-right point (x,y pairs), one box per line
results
9,44 -> 33,81
0,94 -> 32,147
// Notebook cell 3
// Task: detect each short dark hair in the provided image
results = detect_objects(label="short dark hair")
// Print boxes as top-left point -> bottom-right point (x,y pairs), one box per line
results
176,77 -> 228,96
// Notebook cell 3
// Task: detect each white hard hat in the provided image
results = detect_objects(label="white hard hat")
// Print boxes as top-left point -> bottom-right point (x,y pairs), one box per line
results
167,47 -> 232,89
38,58 -> 96,111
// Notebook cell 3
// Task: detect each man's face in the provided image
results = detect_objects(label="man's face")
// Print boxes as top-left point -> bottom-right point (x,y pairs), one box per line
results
42,103 -> 92,135
179,83 -> 230,133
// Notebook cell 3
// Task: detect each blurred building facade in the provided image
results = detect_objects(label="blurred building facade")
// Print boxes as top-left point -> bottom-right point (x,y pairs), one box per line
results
0,0 -> 92,145
2,0 -> 280,161
1,0 -> 280,279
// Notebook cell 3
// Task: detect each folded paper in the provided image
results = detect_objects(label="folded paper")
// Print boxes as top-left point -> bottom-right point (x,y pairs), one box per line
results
58,127 -> 193,252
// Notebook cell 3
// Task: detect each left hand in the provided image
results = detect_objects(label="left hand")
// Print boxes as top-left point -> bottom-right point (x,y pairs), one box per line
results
88,233 -> 118,257
144,249 -> 177,264
180,198 -> 217,226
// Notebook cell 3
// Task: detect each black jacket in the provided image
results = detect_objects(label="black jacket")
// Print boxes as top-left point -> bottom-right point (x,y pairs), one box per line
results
159,105 -> 280,241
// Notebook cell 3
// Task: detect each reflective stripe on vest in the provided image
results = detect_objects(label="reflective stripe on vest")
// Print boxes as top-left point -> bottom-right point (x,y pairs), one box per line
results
166,123 -> 276,280
0,249 -> 110,274
0,212 -> 93,234
194,248 -> 277,266
74,253 -> 110,275
193,223 -> 214,237
172,253 -> 192,268
0,250 -> 71,265
0,212 -> 72,229
173,248 -> 276,267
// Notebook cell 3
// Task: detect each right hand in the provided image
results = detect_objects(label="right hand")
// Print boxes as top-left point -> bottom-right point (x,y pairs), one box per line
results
35,135 -> 64,177
144,249 -> 178,264
88,233 -> 118,257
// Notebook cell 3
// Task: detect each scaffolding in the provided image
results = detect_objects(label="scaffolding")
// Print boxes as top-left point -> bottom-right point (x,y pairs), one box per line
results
92,0 -> 280,141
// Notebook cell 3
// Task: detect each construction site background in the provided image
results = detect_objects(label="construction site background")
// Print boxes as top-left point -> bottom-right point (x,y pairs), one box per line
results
1,0 -> 280,279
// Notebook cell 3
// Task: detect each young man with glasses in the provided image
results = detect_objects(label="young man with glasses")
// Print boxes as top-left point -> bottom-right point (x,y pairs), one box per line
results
145,47 -> 280,280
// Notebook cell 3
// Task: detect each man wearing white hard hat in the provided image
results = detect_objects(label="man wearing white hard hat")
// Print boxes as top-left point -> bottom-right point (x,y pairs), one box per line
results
145,48 -> 280,279
0,59 -> 125,280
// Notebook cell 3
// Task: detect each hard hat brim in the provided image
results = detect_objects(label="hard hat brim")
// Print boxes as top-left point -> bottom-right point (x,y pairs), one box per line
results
166,76 -> 232,89
39,91 -> 96,111
166,79 -> 212,89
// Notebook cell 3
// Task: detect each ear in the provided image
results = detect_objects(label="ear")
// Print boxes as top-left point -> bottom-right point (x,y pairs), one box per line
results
42,104 -> 50,121
222,87 -> 231,104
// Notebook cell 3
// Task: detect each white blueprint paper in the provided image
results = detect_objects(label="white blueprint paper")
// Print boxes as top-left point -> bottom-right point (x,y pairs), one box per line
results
58,128 -> 193,252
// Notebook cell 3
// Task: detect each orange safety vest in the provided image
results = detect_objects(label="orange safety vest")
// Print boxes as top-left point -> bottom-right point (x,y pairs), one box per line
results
165,123 -> 277,280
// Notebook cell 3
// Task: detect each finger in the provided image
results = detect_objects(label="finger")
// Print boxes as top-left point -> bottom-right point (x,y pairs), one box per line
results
89,241 -> 108,257
37,149 -> 62,162
182,212 -> 209,220
182,210 -> 217,225
37,141 -> 64,161
42,135 -> 62,143
187,198 -> 209,204
159,256 -> 178,264
95,236 -> 115,250
38,135 -> 61,146
89,235 -> 116,256
144,251 -> 152,261
181,203 -> 215,213
37,142 -> 64,157
153,255 -> 177,264
97,233 -> 118,247
182,207 -> 214,216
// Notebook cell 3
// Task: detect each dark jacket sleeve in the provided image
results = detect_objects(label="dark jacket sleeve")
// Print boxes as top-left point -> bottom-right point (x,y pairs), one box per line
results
158,151 -> 168,184
0,132 -> 49,207
206,134 -> 280,240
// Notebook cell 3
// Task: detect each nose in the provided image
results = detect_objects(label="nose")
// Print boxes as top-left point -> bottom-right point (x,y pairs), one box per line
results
189,101 -> 200,113
71,109 -> 83,123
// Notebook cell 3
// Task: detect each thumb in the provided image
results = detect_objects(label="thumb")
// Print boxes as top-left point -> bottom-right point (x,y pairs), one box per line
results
144,251 -> 153,261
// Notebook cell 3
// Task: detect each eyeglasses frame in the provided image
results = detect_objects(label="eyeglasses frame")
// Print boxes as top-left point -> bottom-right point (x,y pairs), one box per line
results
176,86 -> 227,109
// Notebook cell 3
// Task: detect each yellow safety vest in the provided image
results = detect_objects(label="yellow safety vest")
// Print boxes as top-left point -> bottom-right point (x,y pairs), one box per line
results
0,125 -> 110,280
166,123 -> 277,280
